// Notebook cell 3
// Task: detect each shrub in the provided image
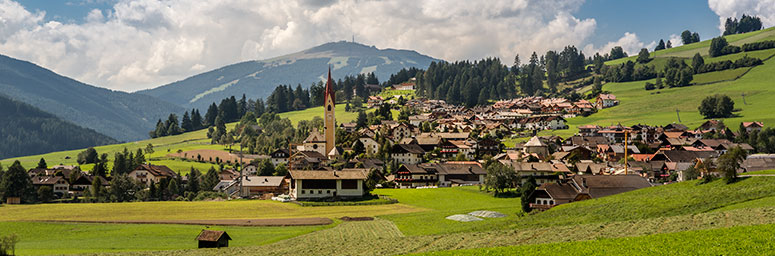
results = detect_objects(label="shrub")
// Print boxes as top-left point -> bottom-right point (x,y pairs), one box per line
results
698,94 -> 734,119
709,37 -> 742,57
193,191 -> 227,201
742,40 -> 775,52
644,82 -> 656,90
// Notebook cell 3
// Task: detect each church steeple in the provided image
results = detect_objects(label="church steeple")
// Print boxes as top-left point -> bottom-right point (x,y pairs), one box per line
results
324,67 -> 335,104
323,67 -> 336,158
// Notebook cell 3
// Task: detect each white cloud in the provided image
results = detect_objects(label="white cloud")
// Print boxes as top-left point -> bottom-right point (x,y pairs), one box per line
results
708,0 -> 775,34
583,32 -> 655,57
668,34 -> 683,48
0,0 -> 600,92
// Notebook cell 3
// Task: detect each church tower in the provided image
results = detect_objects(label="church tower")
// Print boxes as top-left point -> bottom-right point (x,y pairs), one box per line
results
324,67 -> 336,156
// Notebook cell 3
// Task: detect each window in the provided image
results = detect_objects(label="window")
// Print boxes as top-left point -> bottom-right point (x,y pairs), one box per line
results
301,190 -> 305,194
341,180 -> 358,189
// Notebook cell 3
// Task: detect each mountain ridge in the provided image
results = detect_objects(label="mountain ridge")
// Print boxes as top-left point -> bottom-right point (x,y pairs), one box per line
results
137,41 -> 440,111
0,93 -> 117,159
0,54 -> 184,142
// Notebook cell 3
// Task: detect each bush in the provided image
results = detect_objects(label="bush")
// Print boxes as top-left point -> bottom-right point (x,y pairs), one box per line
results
742,40 -> 775,52
709,37 -> 741,57
698,94 -> 734,119
37,186 -> 53,203
193,191 -> 227,201
644,82 -> 656,90
0,234 -> 20,256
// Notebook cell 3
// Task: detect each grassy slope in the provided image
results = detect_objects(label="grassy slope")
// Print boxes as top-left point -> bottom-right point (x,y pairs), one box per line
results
278,103 -> 372,126
544,53 -> 775,138
511,177 -> 775,228
420,223 -> 775,256
1,221 -> 329,256
374,186 -> 523,236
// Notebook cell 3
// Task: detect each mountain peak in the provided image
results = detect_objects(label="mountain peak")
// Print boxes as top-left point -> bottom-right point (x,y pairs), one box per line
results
139,42 -> 439,111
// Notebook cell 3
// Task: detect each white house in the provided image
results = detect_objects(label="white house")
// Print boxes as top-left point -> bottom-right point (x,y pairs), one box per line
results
390,144 -> 425,165
288,169 -> 368,200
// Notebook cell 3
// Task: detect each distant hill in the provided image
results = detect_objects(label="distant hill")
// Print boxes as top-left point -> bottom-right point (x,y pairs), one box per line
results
137,41 -> 439,111
0,93 -> 117,159
0,54 -> 184,142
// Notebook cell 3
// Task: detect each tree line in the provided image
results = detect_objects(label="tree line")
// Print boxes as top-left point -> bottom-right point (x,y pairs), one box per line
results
266,72 -> 379,113
724,14 -> 763,35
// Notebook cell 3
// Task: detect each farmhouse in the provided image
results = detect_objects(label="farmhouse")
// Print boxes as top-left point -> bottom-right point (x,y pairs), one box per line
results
288,169 -> 368,200
595,94 -> 619,109
390,143 -> 425,165
269,149 -> 290,167
128,164 -> 179,186
394,164 -> 438,188
531,175 -> 651,210
436,162 -> 486,187
31,176 -> 70,197
223,176 -> 287,197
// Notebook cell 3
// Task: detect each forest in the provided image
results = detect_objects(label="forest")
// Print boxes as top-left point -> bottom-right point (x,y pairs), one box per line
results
0,94 -> 117,159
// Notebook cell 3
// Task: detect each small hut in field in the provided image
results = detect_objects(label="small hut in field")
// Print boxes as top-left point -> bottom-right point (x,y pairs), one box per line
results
195,230 -> 231,248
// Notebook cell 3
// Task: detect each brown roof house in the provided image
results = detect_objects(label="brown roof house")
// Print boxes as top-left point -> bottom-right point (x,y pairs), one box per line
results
196,230 -> 231,248
128,164 -> 179,186
531,175 -> 651,210
288,169 -> 369,200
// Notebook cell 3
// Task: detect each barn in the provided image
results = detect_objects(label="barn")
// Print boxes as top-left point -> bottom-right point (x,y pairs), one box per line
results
195,230 -> 231,248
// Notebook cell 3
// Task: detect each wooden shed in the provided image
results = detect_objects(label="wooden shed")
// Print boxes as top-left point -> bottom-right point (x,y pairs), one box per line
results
195,230 -> 231,248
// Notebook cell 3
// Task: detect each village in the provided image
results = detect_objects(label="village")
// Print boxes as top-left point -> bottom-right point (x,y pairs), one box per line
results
10,72 -> 773,213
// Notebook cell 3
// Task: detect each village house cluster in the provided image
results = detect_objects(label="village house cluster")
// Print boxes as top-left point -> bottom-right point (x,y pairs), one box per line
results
14,70 -> 773,212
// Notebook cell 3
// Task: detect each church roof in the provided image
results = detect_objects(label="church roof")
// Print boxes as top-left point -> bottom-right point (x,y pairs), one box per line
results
525,136 -> 547,147
304,130 -> 325,143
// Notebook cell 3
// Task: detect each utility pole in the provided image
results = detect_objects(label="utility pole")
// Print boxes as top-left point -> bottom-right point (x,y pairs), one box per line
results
238,149 -> 244,198
676,109 -> 681,123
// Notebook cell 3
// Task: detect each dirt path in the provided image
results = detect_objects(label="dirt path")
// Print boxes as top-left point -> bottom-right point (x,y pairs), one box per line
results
29,217 -> 333,226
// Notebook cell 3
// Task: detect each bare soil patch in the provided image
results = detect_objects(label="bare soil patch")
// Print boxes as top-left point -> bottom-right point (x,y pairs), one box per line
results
167,149 -> 263,164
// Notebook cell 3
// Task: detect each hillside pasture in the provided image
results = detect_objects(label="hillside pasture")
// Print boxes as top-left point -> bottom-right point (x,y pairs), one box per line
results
511,177 -> 775,229
419,223 -> 775,256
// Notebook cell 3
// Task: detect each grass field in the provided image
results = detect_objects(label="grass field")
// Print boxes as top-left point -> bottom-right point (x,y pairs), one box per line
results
374,186 -> 523,236
0,200 -> 420,222
0,221 -> 329,255
510,176 -> 775,228
420,223 -> 775,256
379,89 -> 416,99
9,177 -> 775,255
278,103 -> 373,126
742,169 -> 775,175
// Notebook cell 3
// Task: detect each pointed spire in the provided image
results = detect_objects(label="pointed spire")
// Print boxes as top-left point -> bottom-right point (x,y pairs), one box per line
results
325,66 -> 335,104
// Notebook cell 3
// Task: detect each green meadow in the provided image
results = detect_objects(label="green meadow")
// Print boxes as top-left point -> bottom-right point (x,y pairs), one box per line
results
0,222 -> 329,255
419,223 -> 775,256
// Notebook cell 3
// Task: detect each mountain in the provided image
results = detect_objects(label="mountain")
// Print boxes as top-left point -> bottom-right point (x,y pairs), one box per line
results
0,54 -> 184,142
137,41 -> 439,110
0,93 -> 117,159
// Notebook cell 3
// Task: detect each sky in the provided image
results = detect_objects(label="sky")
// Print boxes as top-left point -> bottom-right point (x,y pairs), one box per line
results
1,0 -> 774,92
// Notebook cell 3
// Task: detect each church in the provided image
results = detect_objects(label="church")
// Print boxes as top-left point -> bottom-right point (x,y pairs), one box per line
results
288,68 -> 368,200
